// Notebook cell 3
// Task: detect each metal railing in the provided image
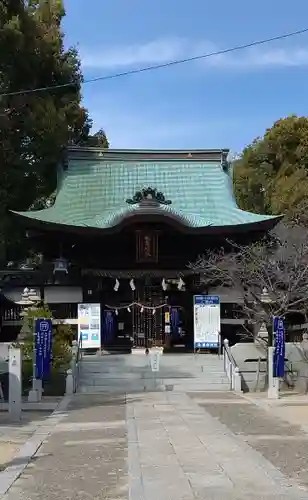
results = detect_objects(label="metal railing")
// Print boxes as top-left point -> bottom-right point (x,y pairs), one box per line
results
222,338 -> 242,393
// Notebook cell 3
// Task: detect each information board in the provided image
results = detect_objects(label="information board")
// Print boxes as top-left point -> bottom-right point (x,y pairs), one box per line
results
78,303 -> 101,349
193,295 -> 220,349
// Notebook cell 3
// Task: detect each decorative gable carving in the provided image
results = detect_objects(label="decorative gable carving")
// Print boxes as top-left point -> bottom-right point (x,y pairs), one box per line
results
126,187 -> 172,206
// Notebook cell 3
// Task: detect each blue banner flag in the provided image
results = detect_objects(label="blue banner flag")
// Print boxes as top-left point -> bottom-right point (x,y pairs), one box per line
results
171,308 -> 180,338
35,319 -> 52,379
273,317 -> 285,378
273,316 -> 280,334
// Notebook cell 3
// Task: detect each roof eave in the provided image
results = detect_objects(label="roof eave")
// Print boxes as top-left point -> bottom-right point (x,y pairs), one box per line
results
11,210 -> 282,236
67,146 -> 230,155
65,147 -> 229,163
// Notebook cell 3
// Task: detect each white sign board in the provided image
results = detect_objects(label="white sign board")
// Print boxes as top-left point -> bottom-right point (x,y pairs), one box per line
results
193,295 -> 220,349
78,303 -> 101,349
150,351 -> 161,372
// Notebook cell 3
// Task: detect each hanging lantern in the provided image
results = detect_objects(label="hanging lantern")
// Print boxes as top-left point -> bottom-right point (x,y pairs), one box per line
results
16,288 -> 35,306
114,279 -> 120,292
152,308 -> 156,315
127,306 -> 131,313
19,308 -> 29,317
140,306 -> 144,313
129,279 -> 136,291
28,288 -> 40,302
115,309 -> 119,316
53,257 -> 68,274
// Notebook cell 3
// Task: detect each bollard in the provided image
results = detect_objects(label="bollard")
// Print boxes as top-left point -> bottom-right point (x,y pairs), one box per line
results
268,346 -> 279,399
65,368 -> 74,395
233,367 -> 242,393
9,347 -> 22,420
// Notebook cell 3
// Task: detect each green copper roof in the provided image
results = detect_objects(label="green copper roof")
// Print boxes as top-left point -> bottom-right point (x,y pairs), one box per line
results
12,148 -> 280,231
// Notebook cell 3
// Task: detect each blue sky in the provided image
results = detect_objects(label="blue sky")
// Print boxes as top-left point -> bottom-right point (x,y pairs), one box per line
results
63,0 -> 308,153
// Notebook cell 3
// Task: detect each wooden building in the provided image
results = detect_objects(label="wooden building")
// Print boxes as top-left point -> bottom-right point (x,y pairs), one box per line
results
1,147 -> 281,349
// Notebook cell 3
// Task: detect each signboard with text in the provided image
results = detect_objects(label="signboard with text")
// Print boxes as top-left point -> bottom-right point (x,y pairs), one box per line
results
273,316 -> 285,378
150,351 -> 161,372
193,295 -> 220,349
35,318 -> 52,379
78,303 -> 101,349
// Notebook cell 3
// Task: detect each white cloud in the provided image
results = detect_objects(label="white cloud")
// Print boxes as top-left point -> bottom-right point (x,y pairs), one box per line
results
80,37 -> 308,71
209,46 -> 308,69
80,37 -> 188,69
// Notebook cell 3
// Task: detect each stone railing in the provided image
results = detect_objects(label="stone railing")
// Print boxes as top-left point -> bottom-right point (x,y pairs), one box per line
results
222,338 -> 242,393
65,338 -> 83,395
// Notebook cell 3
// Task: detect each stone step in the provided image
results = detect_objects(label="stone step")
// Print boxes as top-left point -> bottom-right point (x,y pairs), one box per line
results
79,375 -> 230,384
77,353 -> 230,394
80,368 -> 227,376
78,382 -> 231,393
79,370 -> 229,377
79,378 -> 229,387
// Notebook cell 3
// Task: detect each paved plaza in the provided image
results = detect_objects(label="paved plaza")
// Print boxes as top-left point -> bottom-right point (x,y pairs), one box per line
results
1,389 -> 308,499
0,411 -> 53,473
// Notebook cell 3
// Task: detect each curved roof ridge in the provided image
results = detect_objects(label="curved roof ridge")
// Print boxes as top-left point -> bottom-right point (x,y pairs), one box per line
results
11,149 -> 282,233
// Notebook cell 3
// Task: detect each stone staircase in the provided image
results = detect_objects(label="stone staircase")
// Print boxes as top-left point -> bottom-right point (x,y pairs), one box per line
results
78,352 -> 231,393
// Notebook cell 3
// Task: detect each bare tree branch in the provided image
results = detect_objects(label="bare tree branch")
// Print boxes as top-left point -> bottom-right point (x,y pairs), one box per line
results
190,222 -> 308,343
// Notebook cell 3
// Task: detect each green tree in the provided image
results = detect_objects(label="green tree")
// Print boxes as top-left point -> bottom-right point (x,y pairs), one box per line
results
19,302 -> 72,369
233,116 -> 308,223
82,128 -> 109,148
0,0 -> 108,262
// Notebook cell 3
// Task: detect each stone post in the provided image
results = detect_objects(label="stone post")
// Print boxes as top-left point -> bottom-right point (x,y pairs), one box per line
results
70,340 -> 78,392
9,347 -> 22,420
65,369 -> 74,395
267,346 -> 279,399
223,339 -> 229,373
233,367 -> 242,393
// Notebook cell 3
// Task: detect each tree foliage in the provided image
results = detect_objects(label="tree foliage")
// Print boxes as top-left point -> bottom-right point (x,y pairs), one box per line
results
233,116 -> 308,224
0,0 -> 108,262
80,128 -> 109,148
19,301 -> 72,369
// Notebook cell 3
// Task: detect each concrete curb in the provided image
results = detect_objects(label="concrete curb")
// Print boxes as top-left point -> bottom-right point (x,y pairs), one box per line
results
0,395 -> 72,498
0,401 -> 60,412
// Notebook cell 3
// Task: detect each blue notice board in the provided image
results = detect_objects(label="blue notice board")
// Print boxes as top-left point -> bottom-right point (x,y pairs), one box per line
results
35,318 -> 52,379
193,295 -> 220,349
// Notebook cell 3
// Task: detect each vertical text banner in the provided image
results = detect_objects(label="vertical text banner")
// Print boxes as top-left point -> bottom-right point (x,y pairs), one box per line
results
35,319 -> 52,379
193,295 -> 220,349
273,317 -> 285,378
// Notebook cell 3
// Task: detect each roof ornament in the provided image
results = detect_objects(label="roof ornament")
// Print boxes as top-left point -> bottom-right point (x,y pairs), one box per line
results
221,153 -> 229,172
126,187 -> 172,206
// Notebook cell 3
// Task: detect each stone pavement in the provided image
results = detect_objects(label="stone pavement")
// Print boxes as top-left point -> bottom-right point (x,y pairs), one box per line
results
243,391 -> 308,430
0,411 -> 53,473
2,391 -> 308,499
